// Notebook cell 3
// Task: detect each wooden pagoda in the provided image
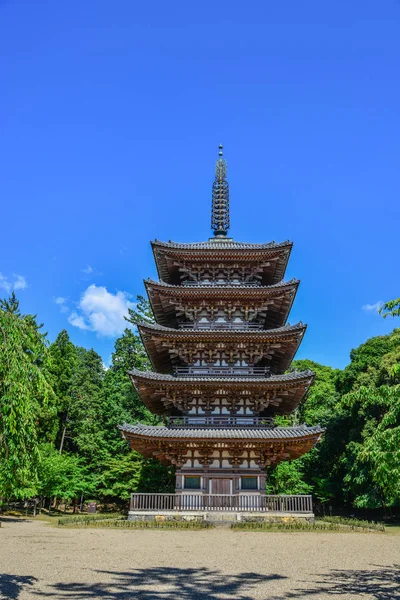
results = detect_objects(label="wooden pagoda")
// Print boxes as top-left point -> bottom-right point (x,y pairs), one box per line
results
120,146 -> 323,517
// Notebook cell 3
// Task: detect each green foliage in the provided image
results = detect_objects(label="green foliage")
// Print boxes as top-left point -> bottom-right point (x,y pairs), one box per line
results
37,444 -> 94,502
291,359 -> 341,426
0,292 -> 21,316
336,330 -> 400,394
103,328 -> 156,425
341,385 -> 400,506
66,347 -> 106,465
0,301 -> 56,499
379,297 -> 400,319
48,330 -> 77,441
125,295 -> 154,326
269,331 -> 400,509
266,461 -> 313,495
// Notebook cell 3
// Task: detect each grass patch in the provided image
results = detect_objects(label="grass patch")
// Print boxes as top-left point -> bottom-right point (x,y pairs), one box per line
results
59,518 -> 213,529
319,516 -> 385,532
57,513 -> 123,526
231,519 -> 385,532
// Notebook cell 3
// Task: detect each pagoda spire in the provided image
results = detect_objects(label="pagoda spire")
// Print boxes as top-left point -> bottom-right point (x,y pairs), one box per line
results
211,144 -> 230,237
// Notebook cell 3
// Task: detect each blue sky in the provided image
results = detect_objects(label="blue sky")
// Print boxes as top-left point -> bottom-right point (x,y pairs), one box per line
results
1,1 -> 399,368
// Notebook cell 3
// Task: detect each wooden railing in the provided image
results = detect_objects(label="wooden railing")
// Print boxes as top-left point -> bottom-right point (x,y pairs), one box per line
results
168,416 -> 275,428
181,281 -> 261,288
130,494 -> 313,513
178,322 -> 263,331
174,366 -> 270,377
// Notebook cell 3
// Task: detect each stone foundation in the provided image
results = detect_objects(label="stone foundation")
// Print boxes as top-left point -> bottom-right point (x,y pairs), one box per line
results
128,510 -> 315,524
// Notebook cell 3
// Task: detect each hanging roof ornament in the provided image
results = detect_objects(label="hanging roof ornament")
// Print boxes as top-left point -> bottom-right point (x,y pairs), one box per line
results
211,144 -> 230,237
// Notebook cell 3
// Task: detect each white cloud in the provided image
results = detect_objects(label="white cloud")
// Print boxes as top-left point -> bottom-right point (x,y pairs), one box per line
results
68,284 -> 134,336
13,274 -> 27,290
0,273 -> 28,293
80,264 -> 103,278
54,296 -> 69,314
0,273 -> 10,293
68,311 -> 91,330
81,265 -> 93,275
362,301 -> 383,313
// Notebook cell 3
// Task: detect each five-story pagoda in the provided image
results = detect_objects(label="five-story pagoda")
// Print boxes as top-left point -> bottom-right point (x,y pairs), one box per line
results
120,146 -> 323,513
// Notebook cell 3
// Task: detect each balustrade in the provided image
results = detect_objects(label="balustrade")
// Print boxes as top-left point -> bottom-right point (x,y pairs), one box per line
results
178,321 -> 263,331
168,416 -> 275,428
174,365 -> 270,377
130,493 -> 313,513
181,280 -> 261,288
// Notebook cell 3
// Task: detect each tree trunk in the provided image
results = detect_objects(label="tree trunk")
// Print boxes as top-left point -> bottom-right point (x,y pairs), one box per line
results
59,424 -> 67,454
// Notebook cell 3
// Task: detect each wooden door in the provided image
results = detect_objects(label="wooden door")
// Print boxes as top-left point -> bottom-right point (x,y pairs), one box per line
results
211,478 -> 231,495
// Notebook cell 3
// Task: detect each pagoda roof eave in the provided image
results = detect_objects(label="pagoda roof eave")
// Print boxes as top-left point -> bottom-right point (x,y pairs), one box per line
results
137,321 -> 307,375
151,239 -> 293,285
145,277 -> 299,293
119,422 -> 324,465
128,367 -> 314,385
145,278 -> 299,329
137,320 -> 306,337
127,368 -> 315,416
119,422 -> 324,441
151,239 -> 293,251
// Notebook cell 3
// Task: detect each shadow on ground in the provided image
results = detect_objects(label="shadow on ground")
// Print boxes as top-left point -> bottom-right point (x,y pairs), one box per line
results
285,564 -> 400,600
0,517 -> 31,524
0,574 -> 37,600
29,563 -> 400,600
35,567 -> 283,599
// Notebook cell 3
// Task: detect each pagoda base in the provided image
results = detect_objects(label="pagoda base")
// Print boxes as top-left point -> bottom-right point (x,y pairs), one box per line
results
128,510 -> 314,525
129,492 -> 314,524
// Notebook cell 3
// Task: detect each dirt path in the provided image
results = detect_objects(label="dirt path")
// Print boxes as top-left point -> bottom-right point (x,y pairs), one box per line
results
0,517 -> 399,599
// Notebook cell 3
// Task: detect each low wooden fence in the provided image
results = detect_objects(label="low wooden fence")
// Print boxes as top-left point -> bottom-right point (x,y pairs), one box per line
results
130,494 -> 313,513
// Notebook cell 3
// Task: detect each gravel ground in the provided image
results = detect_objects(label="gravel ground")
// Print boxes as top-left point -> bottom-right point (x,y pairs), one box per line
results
0,517 -> 399,599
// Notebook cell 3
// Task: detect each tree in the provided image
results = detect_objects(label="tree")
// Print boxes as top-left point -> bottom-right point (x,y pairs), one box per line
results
103,328 -> 156,425
336,331 -> 400,394
48,330 -> 78,451
97,453 -> 174,502
126,295 -> 154,326
0,291 -> 21,316
266,461 -> 313,495
379,298 -> 400,319
341,385 -> 400,507
0,298 -> 56,499
379,301 -> 400,377
291,359 -> 341,426
268,360 -> 344,503
67,347 -> 106,467
38,444 -> 94,508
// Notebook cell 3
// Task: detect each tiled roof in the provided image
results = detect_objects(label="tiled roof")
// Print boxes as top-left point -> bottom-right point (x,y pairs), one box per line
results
128,367 -> 315,384
137,320 -> 305,336
145,277 -> 299,291
119,422 -> 324,440
152,239 -> 292,251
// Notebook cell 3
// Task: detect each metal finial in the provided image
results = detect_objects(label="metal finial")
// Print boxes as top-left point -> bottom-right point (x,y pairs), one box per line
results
211,145 -> 230,237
